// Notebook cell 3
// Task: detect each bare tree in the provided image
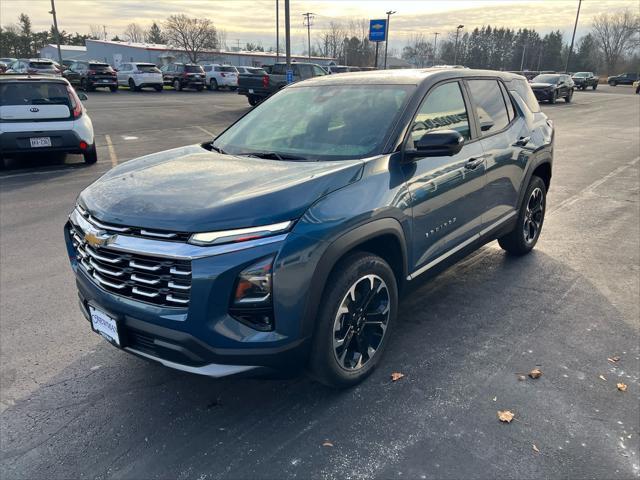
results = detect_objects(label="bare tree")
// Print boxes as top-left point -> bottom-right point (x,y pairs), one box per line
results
591,9 -> 639,74
123,23 -> 145,43
402,34 -> 434,67
88,24 -> 104,40
163,14 -> 218,63
217,28 -> 228,50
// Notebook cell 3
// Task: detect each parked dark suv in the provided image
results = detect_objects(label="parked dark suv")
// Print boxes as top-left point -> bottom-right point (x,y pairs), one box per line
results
161,63 -> 205,91
607,72 -> 639,86
65,69 -> 553,387
530,73 -> 574,103
63,61 -> 118,92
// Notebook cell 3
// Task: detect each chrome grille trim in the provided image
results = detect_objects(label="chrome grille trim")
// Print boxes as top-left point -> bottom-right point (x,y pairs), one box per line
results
132,287 -> 160,298
140,229 -> 178,239
170,266 -> 191,276
93,271 -> 126,290
89,258 -> 125,277
85,247 -> 122,264
168,281 -> 190,290
88,215 -> 131,233
167,294 -> 189,305
131,273 -> 161,285
129,259 -> 161,271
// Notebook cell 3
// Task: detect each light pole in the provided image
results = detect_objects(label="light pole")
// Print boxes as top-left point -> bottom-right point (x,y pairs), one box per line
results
383,10 -> 396,70
565,0 -> 582,73
49,0 -> 63,64
276,0 -> 279,62
302,12 -> 315,59
453,24 -> 464,65
284,0 -> 291,69
433,32 -> 439,66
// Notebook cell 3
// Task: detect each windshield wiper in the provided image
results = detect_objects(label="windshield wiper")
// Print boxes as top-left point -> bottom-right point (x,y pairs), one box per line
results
209,143 -> 226,154
241,151 -> 307,161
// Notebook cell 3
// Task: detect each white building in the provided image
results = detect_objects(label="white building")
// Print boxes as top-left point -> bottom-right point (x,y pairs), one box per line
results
39,44 -> 88,61
73,39 -> 334,69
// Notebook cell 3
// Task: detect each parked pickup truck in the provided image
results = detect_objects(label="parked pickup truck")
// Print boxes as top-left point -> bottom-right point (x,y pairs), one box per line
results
571,72 -> 599,90
238,62 -> 327,106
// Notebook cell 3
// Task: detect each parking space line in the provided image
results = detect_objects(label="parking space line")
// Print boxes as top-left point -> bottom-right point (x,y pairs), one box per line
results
104,134 -> 118,167
195,126 -> 215,137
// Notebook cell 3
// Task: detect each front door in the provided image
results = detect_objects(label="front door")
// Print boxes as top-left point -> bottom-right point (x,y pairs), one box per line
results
402,80 -> 487,276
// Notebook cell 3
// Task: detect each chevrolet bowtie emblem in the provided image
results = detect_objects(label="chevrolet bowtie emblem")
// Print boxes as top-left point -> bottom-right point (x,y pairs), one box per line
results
84,230 -> 114,248
372,24 -> 383,30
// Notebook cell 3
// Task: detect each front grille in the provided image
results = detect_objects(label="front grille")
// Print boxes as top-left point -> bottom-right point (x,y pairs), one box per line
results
69,224 -> 191,307
76,204 -> 191,242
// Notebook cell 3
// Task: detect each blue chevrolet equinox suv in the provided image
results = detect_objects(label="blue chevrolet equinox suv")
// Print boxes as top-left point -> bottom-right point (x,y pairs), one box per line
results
65,69 -> 553,387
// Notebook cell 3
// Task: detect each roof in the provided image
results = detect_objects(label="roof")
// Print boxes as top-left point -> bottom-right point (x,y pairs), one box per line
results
296,68 -> 525,87
0,74 -> 69,83
43,44 -> 87,51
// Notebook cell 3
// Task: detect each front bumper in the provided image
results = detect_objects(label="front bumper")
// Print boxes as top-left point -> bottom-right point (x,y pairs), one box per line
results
532,88 -> 555,101
65,216 -> 311,377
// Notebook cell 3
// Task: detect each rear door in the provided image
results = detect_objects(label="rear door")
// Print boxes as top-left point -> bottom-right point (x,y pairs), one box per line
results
465,78 -> 526,229
402,80 -> 487,275
117,63 -> 130,85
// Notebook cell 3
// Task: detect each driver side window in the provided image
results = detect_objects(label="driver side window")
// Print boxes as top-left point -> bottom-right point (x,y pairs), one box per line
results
410,81 -> 471,146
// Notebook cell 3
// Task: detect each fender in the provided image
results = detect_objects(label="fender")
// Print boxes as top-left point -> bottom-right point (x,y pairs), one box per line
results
517,148 -> 553,212
300,217 -> 408,337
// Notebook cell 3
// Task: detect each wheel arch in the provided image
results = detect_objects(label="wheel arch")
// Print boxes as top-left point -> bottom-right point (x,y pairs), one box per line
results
517,159 -> 552,211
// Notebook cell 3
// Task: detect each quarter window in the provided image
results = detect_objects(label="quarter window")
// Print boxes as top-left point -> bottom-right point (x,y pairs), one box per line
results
410,81 -> 471,145
498,82 -> 516,122
467,79 -> 510,135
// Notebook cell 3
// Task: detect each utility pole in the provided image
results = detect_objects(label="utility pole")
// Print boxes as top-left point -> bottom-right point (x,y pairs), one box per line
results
453,24 -> 464,65
433,32 -> 439,66
565,0 -> 582,73
49,0 -> 63,64
302,12 -> 315,59
383,10 -> 396,69
285,0 -> 291,69
276,0 -> 279,62
520,42 -> 527,71
103,25 -> 107,41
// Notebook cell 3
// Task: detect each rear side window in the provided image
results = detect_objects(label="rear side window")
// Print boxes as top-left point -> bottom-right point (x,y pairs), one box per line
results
185,65 -> 204,73
511,78 -> 540,113
0,82 -> 70,107
204,66 -> 212,72
467,79 -> 509,135
410,81 -> 471,143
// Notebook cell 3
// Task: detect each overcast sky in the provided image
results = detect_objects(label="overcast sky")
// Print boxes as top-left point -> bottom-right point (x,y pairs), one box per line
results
0,0 -> 634,53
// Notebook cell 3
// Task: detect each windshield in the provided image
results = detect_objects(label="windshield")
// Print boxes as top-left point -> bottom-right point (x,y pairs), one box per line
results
0,82 -> 70,107
214,84 -> 413,161
186,65 -> 204,73
572,72 -> 589,77
532,74 -> 560,84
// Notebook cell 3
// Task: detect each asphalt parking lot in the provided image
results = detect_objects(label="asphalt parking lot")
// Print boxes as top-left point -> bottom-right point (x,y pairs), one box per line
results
1,84 -> 639,479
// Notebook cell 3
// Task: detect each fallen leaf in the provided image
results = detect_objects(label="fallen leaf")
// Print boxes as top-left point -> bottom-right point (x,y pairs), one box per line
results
617,383 -> 627,392
518,375 -> 526,381
497,410 -> 515,423
529,368 -> 543,379
532,444 -> 540,453
599,375 -> 607,381
322,441 -> 334,447
607,356 -> 620,363
391,372 -> 405,381
492,396 -> 497,402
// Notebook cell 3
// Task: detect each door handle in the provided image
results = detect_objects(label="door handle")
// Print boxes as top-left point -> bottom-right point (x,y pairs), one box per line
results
465,157 -> 484,170
513,136 -> 530,147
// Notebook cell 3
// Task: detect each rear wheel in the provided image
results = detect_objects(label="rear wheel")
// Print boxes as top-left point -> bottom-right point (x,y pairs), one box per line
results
498,176 -> 546,255
195,85 -> 204,92
209,78 -> 218,91
154,85 -> 163,92
308,252 -> 398,388
128,78 -> 138,91
248,95 -> 260,106
592,84 -> 597,90
609,81 -> 617,86
173,79 -> 182,91
565,89 -> 573,103
83,144 -> 98,165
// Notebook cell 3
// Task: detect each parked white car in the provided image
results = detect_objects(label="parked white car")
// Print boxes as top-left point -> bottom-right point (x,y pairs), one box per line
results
0,76 -> 96,165
7,58 -> 61,77
203,64 -> 238,90
116,62 -> 163,91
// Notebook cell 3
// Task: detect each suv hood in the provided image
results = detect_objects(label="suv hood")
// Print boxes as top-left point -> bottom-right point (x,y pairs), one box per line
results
79,145 -> 364,233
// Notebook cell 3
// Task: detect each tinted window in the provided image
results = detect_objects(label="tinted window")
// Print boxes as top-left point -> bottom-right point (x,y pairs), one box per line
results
29,61 -> 55,69
410,81 -> 471,144
331,66 -> 349,73
511,78 -> 540,113
215,84 -> 413,161
498,81 -> 516,122
137,64 -> 160,73
219,66 -> 236,72
185,65 -> 204,73
0,82 -> 70,107
467,79 -> 509,135
247,68 -> 266,75
89,63 -> 113,72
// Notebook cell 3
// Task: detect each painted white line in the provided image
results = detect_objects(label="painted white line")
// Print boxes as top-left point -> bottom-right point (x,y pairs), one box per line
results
549,156 -> 640,215
104,134 -> 118,168
195,125 -> 215,137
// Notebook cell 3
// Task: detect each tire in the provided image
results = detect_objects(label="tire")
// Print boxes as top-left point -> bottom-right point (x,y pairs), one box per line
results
154,85 -> 163,92
564,89 -> 572,103
80,78 -> 88,92
609,81 -> 617,86
549,91 -> 557,104
83,144 -> 98,165
307,252 -> 398,388
173,79 -> 182,91
195,85 -> 204,92
109,86 -> 118,93
248,95 -> 260,106
128,78 -> 138,91
209,79 -> 218,91
498,176 -> 546,256
592,84 -> 597,90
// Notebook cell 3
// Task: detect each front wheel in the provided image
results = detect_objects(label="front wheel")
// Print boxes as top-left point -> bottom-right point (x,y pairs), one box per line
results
128,78 -> 138,91
609,81 -> 617,86
173,79 -> 182,91
592,84 -> 597,90
209,79 -> 218,91
195,85 -> 204,92
307,252 -> 398,388
498,176 -> 546,255
549,91 -> 557,104
565,89 -> 573,103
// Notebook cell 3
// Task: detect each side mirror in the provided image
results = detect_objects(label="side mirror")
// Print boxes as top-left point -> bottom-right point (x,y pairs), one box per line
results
77,92 -> 88,101
405,130 -> 465,160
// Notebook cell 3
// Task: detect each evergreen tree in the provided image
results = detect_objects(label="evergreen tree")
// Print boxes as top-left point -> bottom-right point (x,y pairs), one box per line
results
146,22 -> 165,44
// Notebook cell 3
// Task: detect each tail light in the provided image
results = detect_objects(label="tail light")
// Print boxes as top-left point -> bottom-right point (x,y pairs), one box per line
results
262,75 -> 269,88
66,86 -> 83,119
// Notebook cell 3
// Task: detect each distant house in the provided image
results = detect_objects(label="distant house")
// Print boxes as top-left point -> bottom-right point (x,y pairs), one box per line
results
73,39 -> 334,69
39,44 -> 88,61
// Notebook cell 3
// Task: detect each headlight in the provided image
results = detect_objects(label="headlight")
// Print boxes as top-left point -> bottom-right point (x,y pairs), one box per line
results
229,256 -> 275,331
189,221 -> 292,246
